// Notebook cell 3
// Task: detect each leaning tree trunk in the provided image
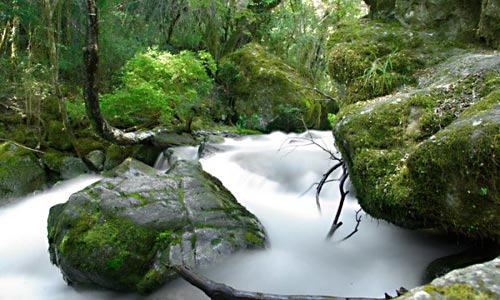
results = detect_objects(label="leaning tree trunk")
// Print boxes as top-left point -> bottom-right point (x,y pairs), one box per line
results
83,0 -> 157,145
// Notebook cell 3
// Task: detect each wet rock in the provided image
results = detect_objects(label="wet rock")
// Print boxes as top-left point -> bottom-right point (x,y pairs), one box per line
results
47,158 -> 266,294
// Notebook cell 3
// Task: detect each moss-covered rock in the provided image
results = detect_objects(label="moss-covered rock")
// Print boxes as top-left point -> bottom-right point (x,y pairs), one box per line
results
47,158 -> 266,294
47,120 -> 73,151
396,256 -> 500,299
0,142 -> 47,203
103,144 -> 136,171
219,43 -> 325,132
334,52 -> 500,241
363,0 -> 500,49
326,19 -> 455,105
478,0 -> 500,49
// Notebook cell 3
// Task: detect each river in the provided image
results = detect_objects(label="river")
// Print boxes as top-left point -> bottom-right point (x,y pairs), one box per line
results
0,131 -> 463,300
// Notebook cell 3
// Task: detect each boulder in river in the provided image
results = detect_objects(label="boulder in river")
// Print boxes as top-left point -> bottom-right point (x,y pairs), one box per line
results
397,256 -> 500,300
47,158 -> 266,294
334,52 -> 500,241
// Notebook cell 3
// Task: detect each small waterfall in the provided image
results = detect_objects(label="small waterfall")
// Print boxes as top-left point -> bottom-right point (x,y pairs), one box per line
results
154,146 -> 200,171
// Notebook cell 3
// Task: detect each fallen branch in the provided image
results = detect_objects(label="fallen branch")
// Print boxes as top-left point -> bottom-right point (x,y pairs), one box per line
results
0,138 -> 45,154
173,265 -> 385,300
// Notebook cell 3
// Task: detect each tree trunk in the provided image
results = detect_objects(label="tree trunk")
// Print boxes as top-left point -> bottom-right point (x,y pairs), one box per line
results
83,0 -> 157,145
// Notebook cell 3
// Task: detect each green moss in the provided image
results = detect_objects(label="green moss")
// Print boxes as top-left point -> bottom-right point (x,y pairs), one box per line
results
334,81 -> 500,238
0,142 -> 47,199
61,214 -> 158,291
420,283 -> 495,300
220,43 -> 324,131
245,231 -> 264,247
460,90 -> 500,120
327,20 -> 457,106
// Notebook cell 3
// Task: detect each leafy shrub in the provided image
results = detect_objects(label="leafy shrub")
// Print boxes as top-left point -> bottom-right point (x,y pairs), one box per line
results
101,48 -> 216,129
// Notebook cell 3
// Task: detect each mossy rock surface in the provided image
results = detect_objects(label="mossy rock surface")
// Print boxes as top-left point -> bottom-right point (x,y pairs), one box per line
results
334,52 -> 500,241
326,19 -> 459,105
0,142 -> 47,203
47,158 -> 266,294
219,43 -> 325,132
396,256 -> 500,300
364,0 -> 500,49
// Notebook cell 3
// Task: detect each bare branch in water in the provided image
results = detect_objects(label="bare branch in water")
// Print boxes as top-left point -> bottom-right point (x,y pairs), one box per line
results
315,162 -> 343,212
340,209 -> 363,241
173,265 -> 385,300
326,166 -> 350,239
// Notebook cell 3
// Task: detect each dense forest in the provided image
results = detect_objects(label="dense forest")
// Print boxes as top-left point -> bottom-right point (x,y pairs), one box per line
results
1,0 -> 500,299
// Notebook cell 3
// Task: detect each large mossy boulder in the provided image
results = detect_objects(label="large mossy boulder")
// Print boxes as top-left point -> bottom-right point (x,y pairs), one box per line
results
0,142 -> 47,203
219,43 -> 326,132
363,0 -> 500,48
47,158 -> 266,294
326,20 -> 456,105
334,52 -> 500,241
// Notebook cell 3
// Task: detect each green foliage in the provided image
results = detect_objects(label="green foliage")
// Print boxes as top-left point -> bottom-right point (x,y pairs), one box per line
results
327,113 -> 336,128
101,48 -> 215,128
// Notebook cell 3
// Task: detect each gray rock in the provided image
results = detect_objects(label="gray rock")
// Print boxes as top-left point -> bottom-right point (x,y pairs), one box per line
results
87,150 -> 105,171
47,158 -> 266,294
397,257 -> 500,299
60,156 -> 89,180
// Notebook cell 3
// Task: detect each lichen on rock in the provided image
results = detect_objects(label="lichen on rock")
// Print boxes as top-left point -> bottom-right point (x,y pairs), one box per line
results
47,158 -> 266,294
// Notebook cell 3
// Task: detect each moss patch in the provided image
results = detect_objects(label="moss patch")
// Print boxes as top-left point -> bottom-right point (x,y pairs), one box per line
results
334,69 -> 500,240
327,19 -> 460,106
0,142 -> 47,200
220,43 -> 327,131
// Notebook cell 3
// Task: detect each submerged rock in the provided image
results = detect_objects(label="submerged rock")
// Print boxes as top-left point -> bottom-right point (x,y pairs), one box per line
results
47,158 -> 266,294
0,142 -> 47,204
334,52 -> 500,241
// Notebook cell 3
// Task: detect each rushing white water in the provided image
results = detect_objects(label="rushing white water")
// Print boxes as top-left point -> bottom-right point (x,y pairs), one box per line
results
147,131 -> 464,300
0,175 -> 141,300
0,131 -> 464,300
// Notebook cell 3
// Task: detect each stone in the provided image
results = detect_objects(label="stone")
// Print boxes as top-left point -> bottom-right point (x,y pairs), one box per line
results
219,43 -> 328,132
333,52 -> 500,241
87,150 -> 105,171
397,257 -> 500,300
47,158 -> 266,294
478,0 -> 500,49
60,156 -> 89,180
0,142 -> 47,203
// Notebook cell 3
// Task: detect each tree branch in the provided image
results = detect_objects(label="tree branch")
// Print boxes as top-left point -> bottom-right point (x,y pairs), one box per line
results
316,162 -> 343,212
326,165 -> 349,239
173,265 -> 385,300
